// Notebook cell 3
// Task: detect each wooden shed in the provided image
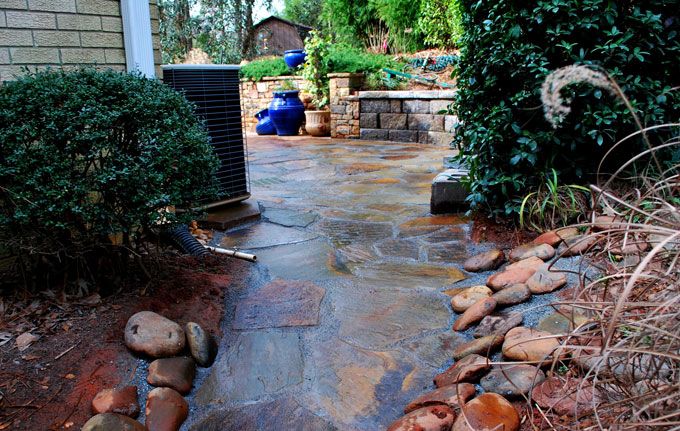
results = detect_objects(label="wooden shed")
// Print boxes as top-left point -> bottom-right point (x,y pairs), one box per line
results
252,16 -> 313,57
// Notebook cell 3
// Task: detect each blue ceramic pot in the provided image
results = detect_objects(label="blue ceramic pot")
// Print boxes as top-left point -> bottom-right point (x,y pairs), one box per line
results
269,90 -> 305,136
254,108 -> 276,135
283,49 -> 306,68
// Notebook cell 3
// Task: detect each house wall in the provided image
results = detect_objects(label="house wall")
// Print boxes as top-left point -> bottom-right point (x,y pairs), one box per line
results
0,0 -> 162,82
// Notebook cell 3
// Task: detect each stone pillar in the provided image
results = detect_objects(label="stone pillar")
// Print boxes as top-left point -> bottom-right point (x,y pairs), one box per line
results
329,73 -> 363,139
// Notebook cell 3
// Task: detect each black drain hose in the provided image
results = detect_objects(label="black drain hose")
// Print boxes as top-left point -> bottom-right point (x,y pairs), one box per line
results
163,225 -> 210,257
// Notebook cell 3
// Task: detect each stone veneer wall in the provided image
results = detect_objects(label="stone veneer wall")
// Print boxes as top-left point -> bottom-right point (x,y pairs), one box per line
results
329,72 -> 363,139
240,76 -> 312,131
359,91 -> 457,145
0,0 -> 162,82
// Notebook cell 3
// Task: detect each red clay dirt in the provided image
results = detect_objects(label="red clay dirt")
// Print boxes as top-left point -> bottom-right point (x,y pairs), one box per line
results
0,255 -> 246,430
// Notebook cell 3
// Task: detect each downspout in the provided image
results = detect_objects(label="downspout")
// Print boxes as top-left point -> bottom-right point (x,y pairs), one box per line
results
121,0 -> 156,78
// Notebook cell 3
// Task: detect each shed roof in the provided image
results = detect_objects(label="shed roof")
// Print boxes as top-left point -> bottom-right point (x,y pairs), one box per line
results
253,15 -> 313,31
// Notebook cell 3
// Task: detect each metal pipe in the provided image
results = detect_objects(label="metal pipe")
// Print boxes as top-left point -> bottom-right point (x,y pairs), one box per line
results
206,246 -> 257,262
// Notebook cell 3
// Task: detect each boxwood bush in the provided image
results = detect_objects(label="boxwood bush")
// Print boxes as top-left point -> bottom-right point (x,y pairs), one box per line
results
453,0 -> 680,217
0,68 -> 218,289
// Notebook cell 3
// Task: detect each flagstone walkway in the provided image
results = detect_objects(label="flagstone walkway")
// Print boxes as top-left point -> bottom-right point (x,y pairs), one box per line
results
187,136 -> 493,430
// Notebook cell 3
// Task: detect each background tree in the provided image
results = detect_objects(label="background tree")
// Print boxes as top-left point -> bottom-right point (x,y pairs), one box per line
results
417,0 -> 463,49
283,0 -> 324,28
158,0 -> 197,63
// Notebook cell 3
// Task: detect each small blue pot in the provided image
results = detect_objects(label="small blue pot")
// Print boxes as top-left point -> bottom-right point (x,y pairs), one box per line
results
283,49 -> 306,68
254,108 -> 276,135
269,90 -> 305,136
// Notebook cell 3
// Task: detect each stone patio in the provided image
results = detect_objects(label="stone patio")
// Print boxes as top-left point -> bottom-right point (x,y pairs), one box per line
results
184,135 -> 563,430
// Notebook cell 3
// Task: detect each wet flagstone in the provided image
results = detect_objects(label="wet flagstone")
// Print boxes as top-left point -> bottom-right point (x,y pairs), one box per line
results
220,222 -> 318,249
263,207 -> 318,228
424,242 -> 470,263
314,219 -> 394,247
253,239 -> 350,280
353,262 -> 466,290
233,280 -> 325,330
334,287 -> 451,349
196,331 -> 303,403
375,239 -> 421,260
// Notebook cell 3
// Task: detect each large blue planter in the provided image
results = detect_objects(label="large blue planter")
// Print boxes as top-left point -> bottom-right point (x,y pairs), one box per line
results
269,90 -> 305,136
254,108 -> 276,135
283,49 -> 306,68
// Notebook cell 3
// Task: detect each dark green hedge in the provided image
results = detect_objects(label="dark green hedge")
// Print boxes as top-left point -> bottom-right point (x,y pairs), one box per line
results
0,69 -> 218,285
453,0 -> 680,216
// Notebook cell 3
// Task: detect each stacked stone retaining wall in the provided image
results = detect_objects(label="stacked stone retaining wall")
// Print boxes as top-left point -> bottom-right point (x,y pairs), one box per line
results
359,91 -> 457,146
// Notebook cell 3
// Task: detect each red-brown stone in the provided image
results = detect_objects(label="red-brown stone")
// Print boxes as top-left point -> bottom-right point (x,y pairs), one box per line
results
533,230 -> 563,247
434,354 -> 490,387
91,386 -> 139,417
387,405 -> 456,431
463,249 -> 506,272
452,393 -> 520,431
404,383 -> 476,413
452,297 -> 497,331
487,268 -> 538,291
147,357 -> 195,395
145,387 -> 188,431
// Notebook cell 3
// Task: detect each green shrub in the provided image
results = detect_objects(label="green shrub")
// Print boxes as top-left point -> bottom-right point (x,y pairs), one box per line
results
240,57 -> 291,81
371,0 -> 423,52
327,44 -> 403,74
301,31 -> 331,108
417,0 -> 463,49
0,68 -> 218,289
453,0 -> 680,217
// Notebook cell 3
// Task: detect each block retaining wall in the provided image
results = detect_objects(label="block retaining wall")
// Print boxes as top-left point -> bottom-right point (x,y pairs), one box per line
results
359,90 -> 457,146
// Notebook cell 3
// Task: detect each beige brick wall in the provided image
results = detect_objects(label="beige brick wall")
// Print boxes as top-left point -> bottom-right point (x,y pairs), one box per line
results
0,0 -> 162,82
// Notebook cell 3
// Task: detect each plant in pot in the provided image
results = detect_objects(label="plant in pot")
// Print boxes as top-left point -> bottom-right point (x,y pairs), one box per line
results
301,31 -> 331,137
268,79 -> 305,136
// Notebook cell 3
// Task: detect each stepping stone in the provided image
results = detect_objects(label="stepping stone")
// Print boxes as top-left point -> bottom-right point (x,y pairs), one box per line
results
463,249 -> 505,272
532,230 -> 563,247
91,386 -> 139,417
124,311 -> 185,358
82,413 -> 145,431
233,280 -> 325,330
404,383 -> 476,413
434,354 -> 490,386
487,267 -> 537,291
480,364 -> 546,397
502,327 -> 562,362
474,312 -> 522,338
491,284 -> 531,307
452,297 -> 496,331
531,377 -> 602,416
558,234 -> 599,257
426,242 -> 470,263
387,405 -> 456,431
450,285 -> 492,313
509,243 -> 555,262
145,387 -> 189,431
147,357 -> 195,394
452,335 -> 504,359
451,393 -> 520,431
526,268 -> 567,294
185,322 -> 214,367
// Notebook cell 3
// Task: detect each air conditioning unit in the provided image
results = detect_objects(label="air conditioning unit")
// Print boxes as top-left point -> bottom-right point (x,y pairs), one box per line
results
162,64 -> 250,208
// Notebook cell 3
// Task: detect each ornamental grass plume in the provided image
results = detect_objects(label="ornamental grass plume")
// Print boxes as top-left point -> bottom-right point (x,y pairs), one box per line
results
541,65 -> 616,128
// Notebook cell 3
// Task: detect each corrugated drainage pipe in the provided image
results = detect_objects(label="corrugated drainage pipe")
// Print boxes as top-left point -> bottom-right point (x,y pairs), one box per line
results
163,225 -> 210,257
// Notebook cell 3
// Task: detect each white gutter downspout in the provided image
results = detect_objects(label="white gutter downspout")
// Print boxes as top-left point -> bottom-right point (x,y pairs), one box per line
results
121,0 -> 156,78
